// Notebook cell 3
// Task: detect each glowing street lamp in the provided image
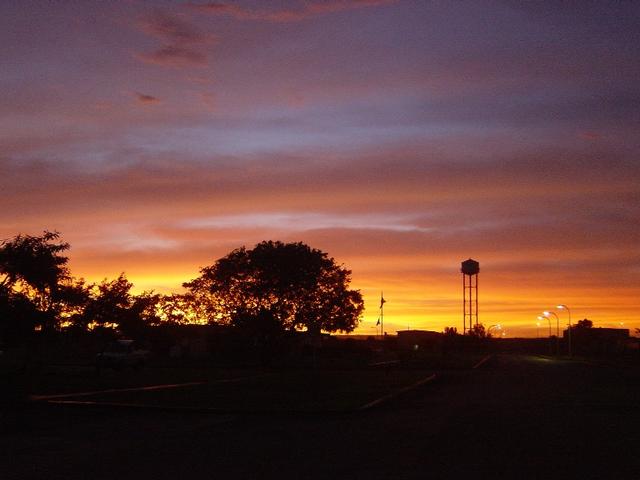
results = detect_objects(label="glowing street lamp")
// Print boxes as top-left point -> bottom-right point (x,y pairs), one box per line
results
543,311 -> 560,335
543,311 -> 560,356
556,304 -> 572,357
487,324 -> 501,337
538,316 -> 552,337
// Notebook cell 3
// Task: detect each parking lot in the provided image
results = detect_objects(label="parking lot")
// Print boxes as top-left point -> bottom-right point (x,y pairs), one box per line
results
4,354 -> 639,479
26,363 -> 436,413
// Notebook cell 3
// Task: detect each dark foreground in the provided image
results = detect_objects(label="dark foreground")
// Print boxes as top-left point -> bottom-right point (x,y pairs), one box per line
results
2,355 -> 639,479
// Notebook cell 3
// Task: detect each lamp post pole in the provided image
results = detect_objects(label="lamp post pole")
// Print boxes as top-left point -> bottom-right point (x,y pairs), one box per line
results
557,304 -> 572,357
538,315 -> 552,355
538,316 -> 551,337
544,311 -> 560,356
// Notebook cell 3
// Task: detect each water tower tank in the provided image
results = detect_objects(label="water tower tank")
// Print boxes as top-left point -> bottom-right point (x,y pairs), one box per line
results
461,258 -> 480,275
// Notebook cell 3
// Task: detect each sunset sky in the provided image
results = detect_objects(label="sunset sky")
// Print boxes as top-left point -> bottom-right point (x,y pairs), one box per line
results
2,1 -> 639,336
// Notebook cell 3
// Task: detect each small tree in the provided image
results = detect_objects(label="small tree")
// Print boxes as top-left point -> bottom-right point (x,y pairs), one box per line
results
467,323 -> 487,339
184,241 -> 364,334
575,318 -> 593,329
444,326 -> 458,336
82,274 -> 159,338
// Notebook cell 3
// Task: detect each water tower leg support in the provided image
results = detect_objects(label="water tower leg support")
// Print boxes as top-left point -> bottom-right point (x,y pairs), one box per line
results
462,274 -> 466,334
475,274 -> 479,327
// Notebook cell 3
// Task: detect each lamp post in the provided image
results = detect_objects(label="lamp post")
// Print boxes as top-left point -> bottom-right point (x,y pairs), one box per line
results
487,324 -> 501,337
538,316 -> 551,337
538,315 -> 553,355
544,311 -> 560,356
556,304 -> 572,357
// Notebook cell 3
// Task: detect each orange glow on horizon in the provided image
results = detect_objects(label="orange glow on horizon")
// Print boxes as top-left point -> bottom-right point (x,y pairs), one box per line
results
67,258 -> 639,339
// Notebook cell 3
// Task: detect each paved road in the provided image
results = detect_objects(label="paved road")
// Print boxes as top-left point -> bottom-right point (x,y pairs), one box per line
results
2,355 -> 639,479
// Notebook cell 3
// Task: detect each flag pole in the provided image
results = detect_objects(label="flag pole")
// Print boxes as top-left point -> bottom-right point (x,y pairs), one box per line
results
380,291 -> 385,339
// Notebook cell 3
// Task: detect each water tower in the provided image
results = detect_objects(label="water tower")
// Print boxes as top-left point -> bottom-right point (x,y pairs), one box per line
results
461,258 -> 479,334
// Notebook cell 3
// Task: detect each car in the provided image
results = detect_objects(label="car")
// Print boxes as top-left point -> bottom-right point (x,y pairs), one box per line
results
96,339 -> 149,370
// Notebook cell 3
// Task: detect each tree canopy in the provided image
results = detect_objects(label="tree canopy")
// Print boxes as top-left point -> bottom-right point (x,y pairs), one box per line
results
467,323 -> 487,338
0,231 -> 70,310
0,232 -> 160,341
0,231 -> 86,332
184,241 -> 364,334
575,319 -> 593,329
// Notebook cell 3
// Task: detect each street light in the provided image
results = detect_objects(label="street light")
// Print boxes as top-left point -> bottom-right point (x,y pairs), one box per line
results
538,315 -> 553,355
537,316 -> 552,337
543,311 -> 560,336
556,304 -> 572,357
487,324 -> 501,337
543,311 -> 560,356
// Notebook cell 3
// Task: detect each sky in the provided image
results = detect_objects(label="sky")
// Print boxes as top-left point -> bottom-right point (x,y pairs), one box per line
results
2,0 -> 639,337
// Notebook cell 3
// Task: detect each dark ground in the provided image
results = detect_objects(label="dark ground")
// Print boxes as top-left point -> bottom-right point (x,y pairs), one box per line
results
2,354 -> 639,479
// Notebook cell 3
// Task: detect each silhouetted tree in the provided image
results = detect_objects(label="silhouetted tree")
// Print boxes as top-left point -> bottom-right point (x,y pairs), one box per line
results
51,277 -> 92,331
0,231 -> 87,333
158,293 -> 210,325
0,231 -> 69,304
575,318 -> 593,329
82,274 -> 132,329
444,326 -> 458,336
467,323 -> 487,338
82,274 -> 160,338
124,291 -> 161,338
184,241 -> 364,334
0,285 -> 39,343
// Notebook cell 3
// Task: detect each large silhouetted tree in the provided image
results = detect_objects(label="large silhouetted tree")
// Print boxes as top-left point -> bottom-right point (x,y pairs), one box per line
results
0,231 -> 89,333
0,285 -> 39,343
0,231 -> 69,310
184,241 -> 364,334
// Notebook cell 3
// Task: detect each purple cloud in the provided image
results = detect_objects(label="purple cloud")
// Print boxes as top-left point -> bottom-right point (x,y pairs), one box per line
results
135,10 -> 214,67
188,0 -> 397,22
135,92 -> 161,105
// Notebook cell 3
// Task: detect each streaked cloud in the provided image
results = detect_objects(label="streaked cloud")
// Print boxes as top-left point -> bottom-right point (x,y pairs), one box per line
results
135,10 -> 214,67
138,10 -> 212,43
135,92 -> 161,105
188,0 -> 398,22
180,212 -> 431,233
136,45 -> 208,67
